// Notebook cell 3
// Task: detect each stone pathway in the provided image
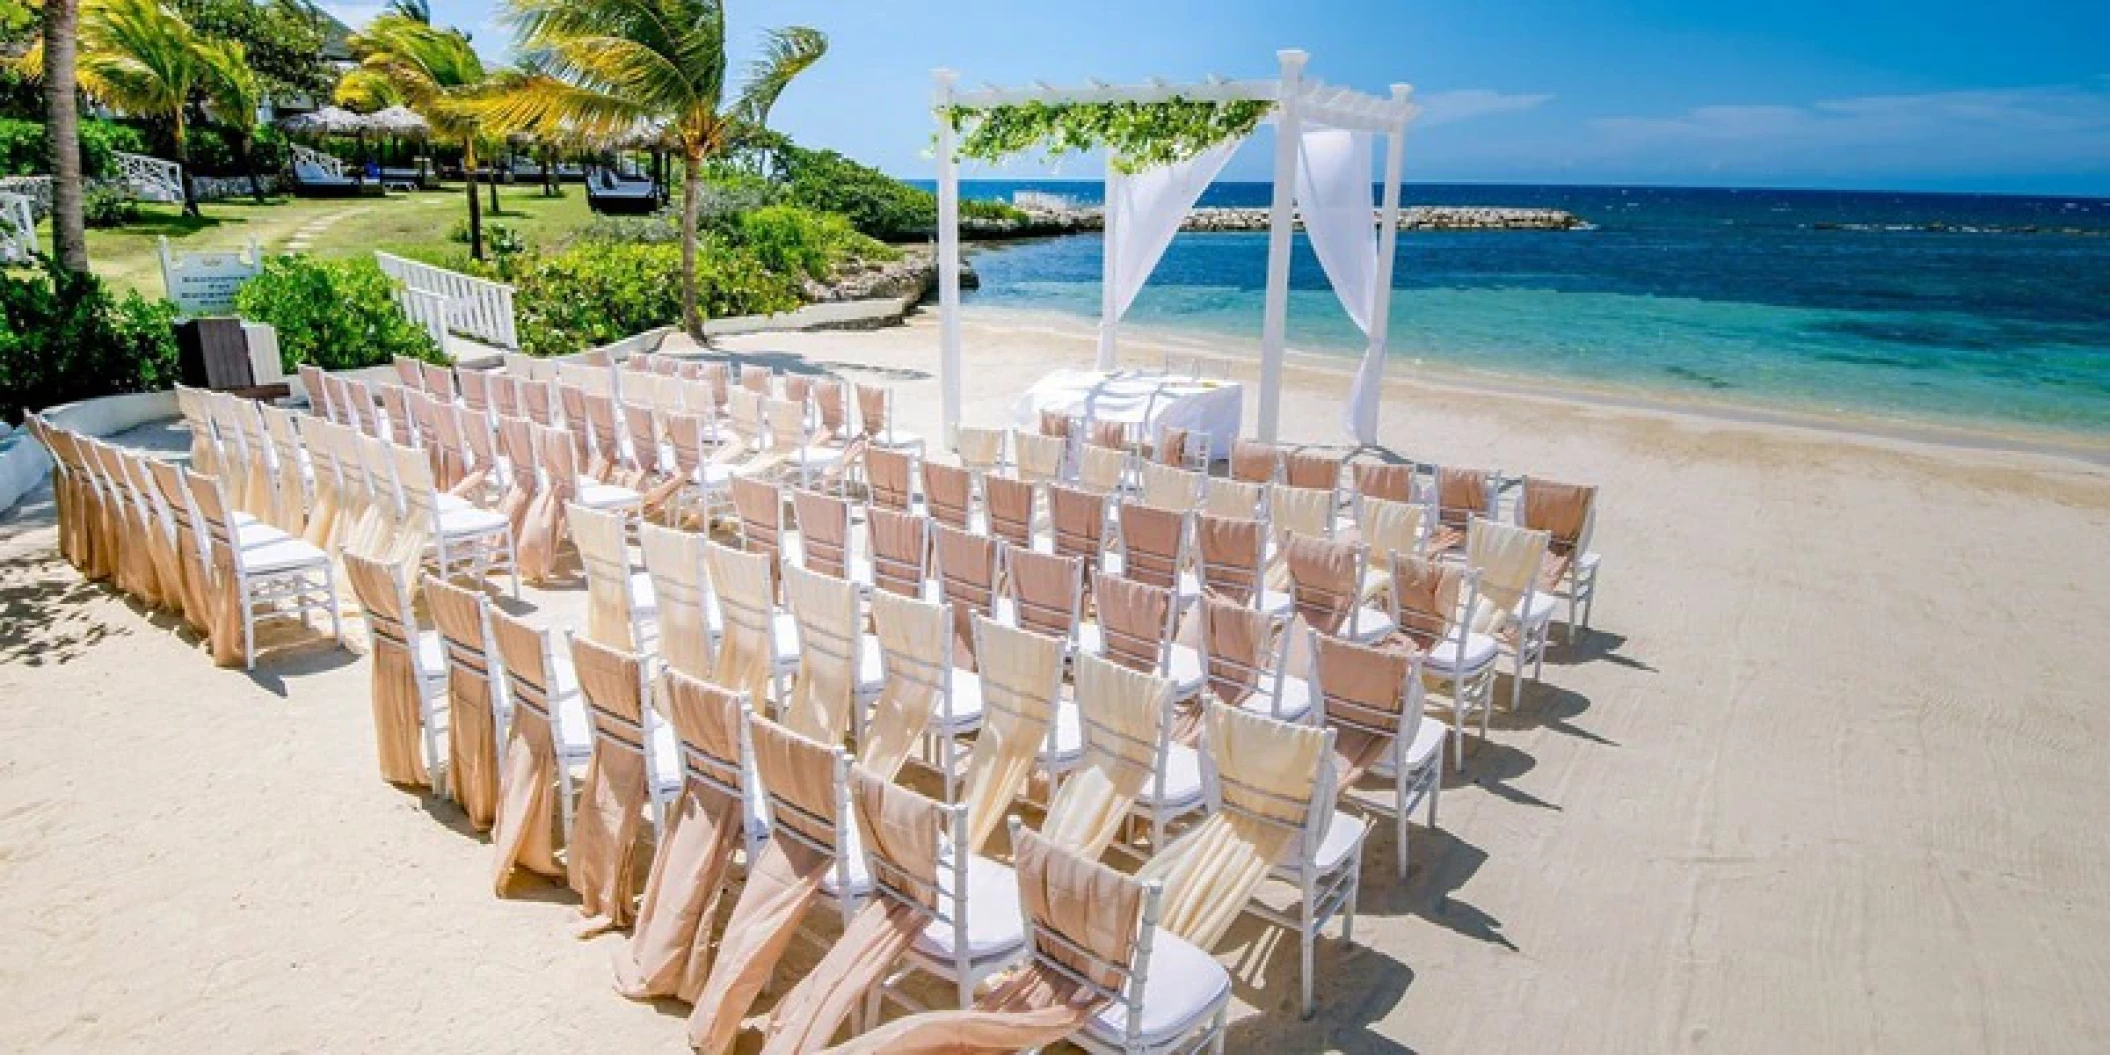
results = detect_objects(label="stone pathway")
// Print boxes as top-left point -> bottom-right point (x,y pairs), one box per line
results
279,207 -> 366,252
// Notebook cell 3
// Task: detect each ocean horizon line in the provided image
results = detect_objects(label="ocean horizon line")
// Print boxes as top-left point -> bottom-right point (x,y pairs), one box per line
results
902,177 -> 2110,203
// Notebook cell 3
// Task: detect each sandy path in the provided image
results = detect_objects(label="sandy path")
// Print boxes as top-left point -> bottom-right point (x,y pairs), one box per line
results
4,313 -> 2109,1052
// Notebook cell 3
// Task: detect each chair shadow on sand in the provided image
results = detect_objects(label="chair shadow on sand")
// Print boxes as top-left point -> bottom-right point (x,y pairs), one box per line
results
712,346 -> 933,384
1214,911 -> 1419,1054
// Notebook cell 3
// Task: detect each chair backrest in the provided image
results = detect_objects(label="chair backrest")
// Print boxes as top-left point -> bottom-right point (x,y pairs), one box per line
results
521,378 -> 557,426
1271,484 -> 1336,541
424,573 -> 502,730
866,507 -> 929,598
983,474 -> 1036,549
933,522 -> 1000,670
343,548 -> 418,657
390,441 -> 442,533
490,605 -> 564,733
1116,501 -> 1189,594
1280,532 -> 1369,638
762,397 -> 809,456
458,367 -> 490,413
1465,516 -> 1548,629
640,522 -> 715,680
813,380 -> 849,439
1230,439 -> 1280,484
376,384 -> 414,446
342,378 -> 380,435
1006,545 -> 1083,645
1198,594 -> 1290,715
1312,631 -> 1423,761
1435,467 -> 1496,531
1037,408 -> 1072,439
393,357 -> 424,391
1090,571 -> 1177,677
1073,444 -> 1129,496
180,467 -> 239,567
1518,476 -> 1598,557
1198,702 -> 1337,878
420,361 -> 456,402
299,365 -> 333,420
1048,484 -> 1107,568
729,475 -> 787,568
1282,448 -> 1343,494
748,714 -> 859,911
739,364 -> 776,396
921,461 -> 974,531
1358,496 -> 1428,565
957,426 -> 1006,475
1389,552 -> 1479,652
1204,476 -> 1267,520
781,563 -> 863,743
864,447 -> 916,513
569,501 -> 648,651
705,541 -> 780,705
622,402 -> 662,476
1135,461 -> 1203,513
1087,418 -> 1131,453
568,632 -> 652,778
1196,513 -> 1267,604
854,383 -> 893,440
1352,461 -> 1416,504
698,362 -> 732,411
849,766 -> 970,965
1012,431 -> 1065,487
659,669 -> 752,820
789,488 -> 853,579
664,410 -> 708,476
581,392 -> 623,469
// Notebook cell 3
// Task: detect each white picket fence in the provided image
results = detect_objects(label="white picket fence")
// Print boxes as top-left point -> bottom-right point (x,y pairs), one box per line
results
0,191 -> 33,264
113,151 -> 184,203
289,144 -> 347,179
393,287 -> 452,349
374,251 -> 519,350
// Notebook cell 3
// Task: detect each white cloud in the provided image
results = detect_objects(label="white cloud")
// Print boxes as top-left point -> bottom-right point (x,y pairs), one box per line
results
1417,89 -> 1554,127
1584,82 -> 2110,175
317,2 -> 388,32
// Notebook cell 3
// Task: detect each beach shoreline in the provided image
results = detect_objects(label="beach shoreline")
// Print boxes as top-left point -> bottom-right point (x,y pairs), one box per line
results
956,302 -> 2110,468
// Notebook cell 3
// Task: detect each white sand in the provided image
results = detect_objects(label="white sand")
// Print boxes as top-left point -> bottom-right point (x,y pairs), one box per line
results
5,308 -> 2110,1052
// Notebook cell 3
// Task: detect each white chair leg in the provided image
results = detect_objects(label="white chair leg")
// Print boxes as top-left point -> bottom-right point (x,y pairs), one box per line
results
1300,875 -> 1316,1019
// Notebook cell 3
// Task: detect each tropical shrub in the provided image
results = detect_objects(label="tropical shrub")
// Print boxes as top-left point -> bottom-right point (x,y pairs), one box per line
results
81,186 -> 141,228
513,241 -> 801,356
233,254 -> 441,372
734,205 -> 899,282
0,116 -> 148,179
171,124 -> 289,178
0,257 -> 180,423
961,199 -> 1029,224
775,144 -> 935,241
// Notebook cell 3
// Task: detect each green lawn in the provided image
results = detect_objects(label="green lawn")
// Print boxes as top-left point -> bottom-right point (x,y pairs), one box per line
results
34,183 -> 597,296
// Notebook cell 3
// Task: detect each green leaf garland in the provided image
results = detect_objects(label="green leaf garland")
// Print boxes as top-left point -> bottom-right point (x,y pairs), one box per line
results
944,98 -> 1272,173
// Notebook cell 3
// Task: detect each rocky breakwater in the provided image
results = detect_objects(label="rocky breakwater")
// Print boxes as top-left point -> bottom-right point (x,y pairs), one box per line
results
991,203 -> 1589,235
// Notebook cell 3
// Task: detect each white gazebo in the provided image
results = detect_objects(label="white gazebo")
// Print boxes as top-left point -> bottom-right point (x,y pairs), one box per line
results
931,49 -> 1419,449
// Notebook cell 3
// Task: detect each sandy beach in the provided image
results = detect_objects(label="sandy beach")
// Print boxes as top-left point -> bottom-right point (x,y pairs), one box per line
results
6,307 -> 2110,1053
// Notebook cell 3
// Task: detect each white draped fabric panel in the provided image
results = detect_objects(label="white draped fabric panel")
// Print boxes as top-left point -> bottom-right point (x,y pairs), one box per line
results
1294,126 -> 1388,443
1096,139 -> 1244,369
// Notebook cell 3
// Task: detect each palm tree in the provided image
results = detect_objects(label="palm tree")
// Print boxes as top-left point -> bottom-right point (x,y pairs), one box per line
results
40,0 -> 90,270
337,13 -> 495,258
478,0 -> 825,336
66,0 -> 222,217
196,38 -> 266,204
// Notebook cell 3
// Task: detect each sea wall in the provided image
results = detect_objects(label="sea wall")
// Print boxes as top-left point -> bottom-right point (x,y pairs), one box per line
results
967,204 -> 1590,238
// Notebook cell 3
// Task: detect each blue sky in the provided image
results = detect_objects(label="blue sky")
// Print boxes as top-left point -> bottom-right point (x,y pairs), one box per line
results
328,0 -> 2110,194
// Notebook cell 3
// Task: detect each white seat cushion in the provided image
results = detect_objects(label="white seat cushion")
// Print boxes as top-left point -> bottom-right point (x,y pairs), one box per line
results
1166,643 -> 1205,699
1422,632 -> 1500,674
1237,676 -> 1314,723
1043,698 -> 1084,768
1399,717 -> 1447,776
935,670 -> 987,732
819,819 -> 873,897
1306,810 -> 1368,875
1346,607 -> 1398,643
577,478 -> 642,509
857,635 -> 884,694
771,612 -> 801,667
649,721 -> 768,837
629,571 -> 658,617
796,446 -> 845,469
437,505 -> 507,538
912,854 -> 1029,963
414,630 -> 448,682
436,492 -> 474,513
233,517 -> 290,549
1518,590 -> 1557,627
1134,743 -> 1203,809
1082,930 -> 1229,1046
241,535 -> 329,574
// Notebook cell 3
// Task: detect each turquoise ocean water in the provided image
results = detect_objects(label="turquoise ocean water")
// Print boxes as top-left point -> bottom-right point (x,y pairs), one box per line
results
925,181 -> 2110,441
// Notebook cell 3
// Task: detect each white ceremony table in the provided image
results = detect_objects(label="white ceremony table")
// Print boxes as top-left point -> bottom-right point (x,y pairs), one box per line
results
1009,369 -> 1244,454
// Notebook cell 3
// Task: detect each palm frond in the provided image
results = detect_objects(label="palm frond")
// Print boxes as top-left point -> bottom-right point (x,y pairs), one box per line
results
732,25 -> 824,127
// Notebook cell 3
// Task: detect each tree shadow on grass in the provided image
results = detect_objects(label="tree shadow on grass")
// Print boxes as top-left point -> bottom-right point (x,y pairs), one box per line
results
121,211 -> 233,239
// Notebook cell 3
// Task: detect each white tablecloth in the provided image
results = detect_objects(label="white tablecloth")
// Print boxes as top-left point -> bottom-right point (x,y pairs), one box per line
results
1010,369 -> 1244,454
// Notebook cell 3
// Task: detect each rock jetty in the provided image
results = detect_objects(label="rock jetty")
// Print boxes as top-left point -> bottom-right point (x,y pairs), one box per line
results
961,203 -> 1589,239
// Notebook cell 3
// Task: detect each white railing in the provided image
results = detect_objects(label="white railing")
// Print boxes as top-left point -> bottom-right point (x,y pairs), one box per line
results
113,151 -> 184,203
374,250 -> 519,350
394,286 -> 450,350
289,144 -> 347,179
0,191 -> 33,265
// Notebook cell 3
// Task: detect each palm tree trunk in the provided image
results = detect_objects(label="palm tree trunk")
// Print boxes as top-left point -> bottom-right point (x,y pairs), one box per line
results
680,143 -> 702,338
464,141 -> 483,261
240,134 -> 265,204
487,150 -> 500,213
174,115 -> 200,218
40,0 -> 89,273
